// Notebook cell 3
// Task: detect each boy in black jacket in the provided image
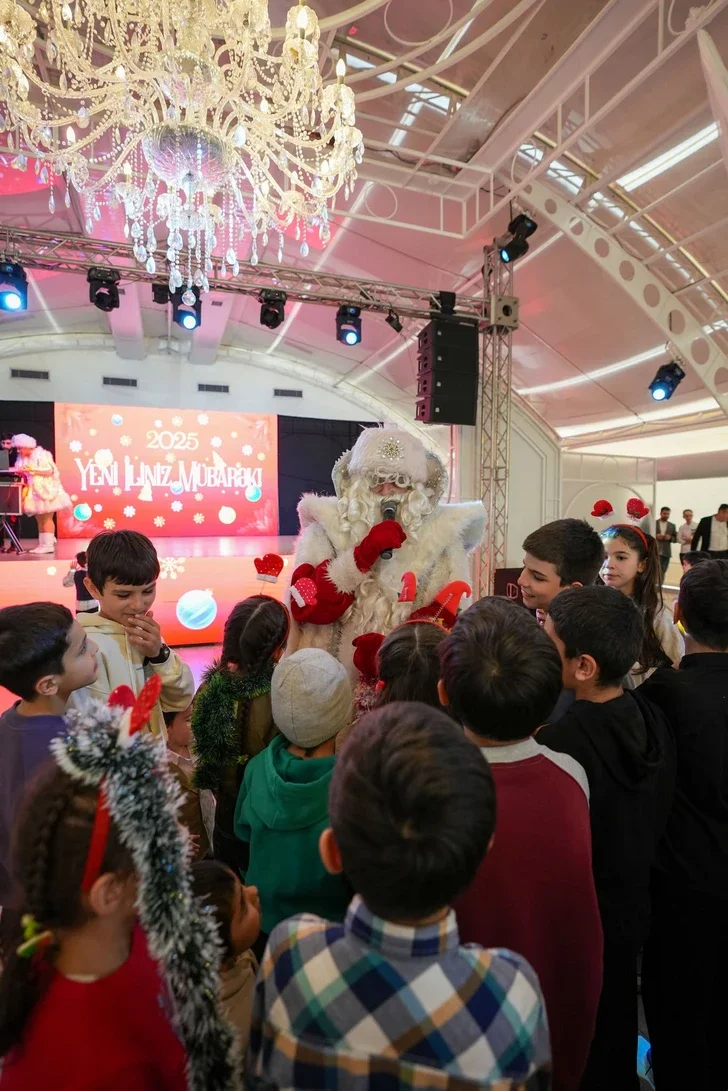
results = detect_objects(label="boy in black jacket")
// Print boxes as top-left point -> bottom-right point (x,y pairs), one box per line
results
539,585 -> 674,1091
640,559 -> 728,1091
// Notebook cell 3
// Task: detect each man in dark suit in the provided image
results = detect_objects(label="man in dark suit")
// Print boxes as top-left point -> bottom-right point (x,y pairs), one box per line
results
655,507 -> 677,581
692,504 -> 728,559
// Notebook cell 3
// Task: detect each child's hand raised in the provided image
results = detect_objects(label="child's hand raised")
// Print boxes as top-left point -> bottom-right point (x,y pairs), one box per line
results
125,611 -> 163,658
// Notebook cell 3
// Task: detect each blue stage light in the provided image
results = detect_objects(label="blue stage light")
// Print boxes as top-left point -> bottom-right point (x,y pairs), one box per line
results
0,289 -> 23,311
649,360 -> 685,402
181,312 -> 199,330
0,262 -> 28,313
336,303 -> 361,346
344,329 -> 359,345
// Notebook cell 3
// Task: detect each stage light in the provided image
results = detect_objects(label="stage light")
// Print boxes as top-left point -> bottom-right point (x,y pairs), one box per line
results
171,286 -> 202,331
336,304 -> 361,346
259,289 -> 287,330
151,282 -> 170,305
649,360 -> 685,402
385,309 -> 403,334
87,266 -> 120,312
0,261 -> 28,312
498,213 -> 538,264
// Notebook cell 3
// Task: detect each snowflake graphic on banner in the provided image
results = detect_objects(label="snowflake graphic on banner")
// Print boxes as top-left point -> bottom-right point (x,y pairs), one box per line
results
94,504 -> 103,512
165,453 -> 176,464
194,513 -> 205,525
120,435 -> 132,447
198,414 -> 209,425
103,518 -> 116,529
159,557 -> 186,580
113,487 -> 122,496
171,501 -> 183,512
211,437 -> 222,448
242,445 -> 253,456
69,440 -> 82,453
154,516 -> 166,528
195,493 -> 204,502
123,506 -> 136,518
172,416 -> 183,428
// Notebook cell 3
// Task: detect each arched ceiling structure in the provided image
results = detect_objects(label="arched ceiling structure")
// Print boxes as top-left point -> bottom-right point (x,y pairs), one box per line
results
2,0 -> 728,470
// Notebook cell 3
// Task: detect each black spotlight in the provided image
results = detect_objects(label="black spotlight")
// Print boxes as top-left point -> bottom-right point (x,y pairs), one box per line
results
171,286 -> 202,331
385,308 -> 403,334
152,282 -> 170,305
499,213 -> 538,264
0,261 -> 28,312
259,289 -> 287,330
336,304 -> 362,346
87,266 -> 120,312
649,360 -> 685,402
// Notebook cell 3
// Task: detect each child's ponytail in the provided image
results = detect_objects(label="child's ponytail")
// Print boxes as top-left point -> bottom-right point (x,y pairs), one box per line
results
0,767 -> 131,1056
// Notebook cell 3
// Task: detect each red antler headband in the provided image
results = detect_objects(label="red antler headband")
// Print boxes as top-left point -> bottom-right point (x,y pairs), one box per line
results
81,676 -> 162,893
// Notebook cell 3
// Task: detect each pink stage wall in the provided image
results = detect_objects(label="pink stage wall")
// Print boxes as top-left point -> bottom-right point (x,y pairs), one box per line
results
54,403 -> 279,539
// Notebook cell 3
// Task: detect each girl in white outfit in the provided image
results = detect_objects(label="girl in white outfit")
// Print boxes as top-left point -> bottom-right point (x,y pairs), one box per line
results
12,432 -> 71,554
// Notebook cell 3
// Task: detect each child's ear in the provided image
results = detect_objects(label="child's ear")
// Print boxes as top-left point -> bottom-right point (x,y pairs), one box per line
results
575,653 -> 599,684
319,827 -> 343,875
35,672 -> 60,698
84,576 -> 102,599
437,678 -> 449,708
87,872 -> 135,918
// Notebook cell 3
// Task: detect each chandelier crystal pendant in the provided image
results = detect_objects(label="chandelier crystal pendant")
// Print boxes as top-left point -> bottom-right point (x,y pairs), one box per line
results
0,0 -> 363,292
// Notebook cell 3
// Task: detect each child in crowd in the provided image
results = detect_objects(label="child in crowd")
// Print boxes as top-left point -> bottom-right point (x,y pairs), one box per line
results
234,648 -> 352,946
539,585 -> 675,1091
640,560 -> 728,1090
191,861 -> 261,1054
601,524 -> 683,684
0,765 -> 187,1090
0,603 -> 98,907
62,550 -> 98,614
192,595 -> 289,871
67,530 -> 194,739
164,704 -> 214,862
376,619 -> 448,708
518,517 -> 605,617
681,549 -> 711,574
440,597 -> 602,1091
247,702 -> 550,1089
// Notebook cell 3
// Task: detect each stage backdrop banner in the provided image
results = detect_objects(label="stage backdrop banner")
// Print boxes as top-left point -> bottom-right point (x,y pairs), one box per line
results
54,403 -> 279,538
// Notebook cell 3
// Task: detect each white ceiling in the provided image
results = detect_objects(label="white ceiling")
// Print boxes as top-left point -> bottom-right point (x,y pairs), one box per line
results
2,0 -> 728,458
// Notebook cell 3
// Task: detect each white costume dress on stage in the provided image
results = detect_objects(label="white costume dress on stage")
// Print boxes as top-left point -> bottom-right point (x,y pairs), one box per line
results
286,428 -> 486,677
14,447 -> 71,515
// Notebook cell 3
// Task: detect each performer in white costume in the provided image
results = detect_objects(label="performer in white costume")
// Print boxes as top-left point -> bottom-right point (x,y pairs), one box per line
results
12,433 -> 71,554
287,426 -> 486,677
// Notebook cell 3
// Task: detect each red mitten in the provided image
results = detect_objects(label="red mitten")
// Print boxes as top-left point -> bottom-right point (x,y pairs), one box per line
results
353,521 -> 407,573
289,561 -> 355,625
291,577 -> 318,611
352,633 -> 385,682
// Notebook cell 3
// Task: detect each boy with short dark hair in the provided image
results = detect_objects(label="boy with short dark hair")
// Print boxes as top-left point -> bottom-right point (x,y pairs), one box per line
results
440,597 -> 602,1091
67,530 -> 194,739
62,549 -> 98,614
539,585 -> 674,1091
519,518 -> 605,616
247,702 -> 551,1090
640,560 -> 728,1090
0,602 -> 98,904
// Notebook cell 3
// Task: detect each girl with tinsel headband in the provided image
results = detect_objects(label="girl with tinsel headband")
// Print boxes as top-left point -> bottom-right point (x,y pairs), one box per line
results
0,677 -> 240,1091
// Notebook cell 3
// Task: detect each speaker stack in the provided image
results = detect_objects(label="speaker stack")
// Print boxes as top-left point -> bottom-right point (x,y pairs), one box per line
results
414,316 -> 480,426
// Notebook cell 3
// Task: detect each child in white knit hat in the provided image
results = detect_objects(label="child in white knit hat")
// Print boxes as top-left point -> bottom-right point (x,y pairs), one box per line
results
233,648 -> 353,949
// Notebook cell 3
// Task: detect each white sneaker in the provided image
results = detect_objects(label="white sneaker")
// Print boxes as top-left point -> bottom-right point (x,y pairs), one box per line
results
30,533 -> 56,555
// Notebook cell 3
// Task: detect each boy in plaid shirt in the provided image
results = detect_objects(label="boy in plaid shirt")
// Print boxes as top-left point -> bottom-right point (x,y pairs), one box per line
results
247,702 -> 551,1090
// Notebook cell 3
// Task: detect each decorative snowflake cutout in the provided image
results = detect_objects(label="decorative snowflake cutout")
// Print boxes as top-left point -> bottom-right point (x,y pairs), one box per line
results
210,436 -> 222,448
159,556 -> 186,580
113,487 -> 122,496
172,416 -> 183,427
154,516 -> 166,528
257,453 -> 266,461
171,501 -> 183,512
193,513 -> 205,525
94,504 -> 103,513
104,518 -> 116,529
242,445 -> 253,456
69,440 -> 82,453
123,505 -> 136,518
120,435 -> 132,447
197,413 -> 209,425
165,453 -> 176,464
154,419 -> 163,428
194,492 -> 203,502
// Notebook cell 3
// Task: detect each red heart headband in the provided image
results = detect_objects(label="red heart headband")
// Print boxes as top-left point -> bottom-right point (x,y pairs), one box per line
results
81,675 -> 162,893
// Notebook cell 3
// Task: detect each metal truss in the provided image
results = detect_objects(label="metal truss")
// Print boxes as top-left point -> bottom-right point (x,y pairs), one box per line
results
0,225 -> 485,322
477,244 -> 515,596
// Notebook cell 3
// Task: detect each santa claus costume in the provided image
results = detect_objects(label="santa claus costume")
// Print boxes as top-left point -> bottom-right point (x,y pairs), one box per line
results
12,433 -> 71,554
287,427 -> 486,678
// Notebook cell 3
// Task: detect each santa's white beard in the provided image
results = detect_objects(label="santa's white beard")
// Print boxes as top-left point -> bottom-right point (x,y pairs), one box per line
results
336,478 -> 435,633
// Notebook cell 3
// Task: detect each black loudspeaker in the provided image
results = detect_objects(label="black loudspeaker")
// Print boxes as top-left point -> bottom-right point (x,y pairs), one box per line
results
414,317 -> 479,426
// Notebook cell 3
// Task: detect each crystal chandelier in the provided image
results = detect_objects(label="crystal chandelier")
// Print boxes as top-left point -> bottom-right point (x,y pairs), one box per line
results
0,0 -> 363,294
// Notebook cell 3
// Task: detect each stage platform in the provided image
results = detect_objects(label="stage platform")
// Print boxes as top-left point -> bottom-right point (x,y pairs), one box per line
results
0,535 -> 296,647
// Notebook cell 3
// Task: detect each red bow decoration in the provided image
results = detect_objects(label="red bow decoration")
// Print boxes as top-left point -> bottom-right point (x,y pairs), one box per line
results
290,576 -> 318,610
352,632 -> 386,682
626,498 -> 650,521
254,553 -> 284,583
591,499 -> 614,519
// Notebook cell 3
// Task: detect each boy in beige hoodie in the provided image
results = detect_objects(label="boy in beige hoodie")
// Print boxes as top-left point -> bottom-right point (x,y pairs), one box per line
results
67,530 -> 194,739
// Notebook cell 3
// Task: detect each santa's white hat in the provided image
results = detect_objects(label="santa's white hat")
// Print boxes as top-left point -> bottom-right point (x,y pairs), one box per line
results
332,426 -> 447,504
11,433 -> 36,449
